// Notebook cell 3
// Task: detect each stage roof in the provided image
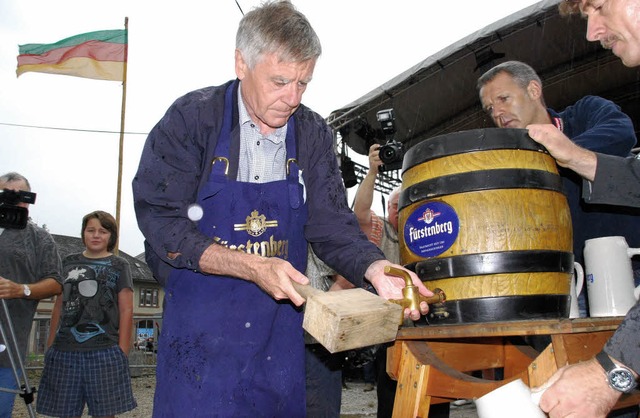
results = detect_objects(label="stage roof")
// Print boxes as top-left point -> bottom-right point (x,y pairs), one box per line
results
328,0 -> 640,156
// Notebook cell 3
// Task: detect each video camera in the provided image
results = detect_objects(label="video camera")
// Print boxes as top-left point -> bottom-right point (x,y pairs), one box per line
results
376,108 -> 404,172
0,189 -> 36,229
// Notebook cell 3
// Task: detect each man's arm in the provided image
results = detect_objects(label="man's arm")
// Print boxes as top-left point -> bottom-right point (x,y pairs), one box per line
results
118,288 -> 134,355
527,125 -> 640,207
199,244 -> 309,307
527,124 -> 598,180
0,276 -> 61,300
46,295 -> 62,348
353,144 -> 382,238
538,357 -> 624,417
132,87 -> 228,277
538,301 -> 640,417
585,153 -> 640,207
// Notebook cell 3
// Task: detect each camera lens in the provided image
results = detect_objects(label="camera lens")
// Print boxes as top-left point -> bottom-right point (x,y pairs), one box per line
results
380,145 -> 396,164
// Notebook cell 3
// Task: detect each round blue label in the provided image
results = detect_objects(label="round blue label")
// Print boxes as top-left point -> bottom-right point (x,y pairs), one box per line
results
403,201 -> 459,258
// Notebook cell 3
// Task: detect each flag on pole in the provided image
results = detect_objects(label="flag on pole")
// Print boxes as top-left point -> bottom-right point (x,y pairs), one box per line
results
17,29 -> 127,81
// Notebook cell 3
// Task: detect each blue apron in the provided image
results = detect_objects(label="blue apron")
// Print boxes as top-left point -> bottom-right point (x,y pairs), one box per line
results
153,81 -> 308,417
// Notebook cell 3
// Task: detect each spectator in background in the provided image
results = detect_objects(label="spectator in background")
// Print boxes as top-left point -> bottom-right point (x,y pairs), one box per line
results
37,210 -> 136,417
0,172 -> 62,418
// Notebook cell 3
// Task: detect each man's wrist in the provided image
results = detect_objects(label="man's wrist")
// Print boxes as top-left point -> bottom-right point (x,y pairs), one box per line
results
595,351 -> 638,393
22,284 -> 31,298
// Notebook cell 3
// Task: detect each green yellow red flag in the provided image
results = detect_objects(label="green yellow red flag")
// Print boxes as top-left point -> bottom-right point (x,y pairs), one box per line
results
17,29 -> 127,81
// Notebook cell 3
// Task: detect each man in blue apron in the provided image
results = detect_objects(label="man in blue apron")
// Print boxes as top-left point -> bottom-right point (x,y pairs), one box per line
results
133,2 -> 432,416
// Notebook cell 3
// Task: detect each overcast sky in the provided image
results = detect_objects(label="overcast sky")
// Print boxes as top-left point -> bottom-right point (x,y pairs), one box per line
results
0,0 -> 541,256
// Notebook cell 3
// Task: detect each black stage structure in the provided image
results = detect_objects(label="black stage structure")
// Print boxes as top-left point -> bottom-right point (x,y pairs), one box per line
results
328,0 -> 640,193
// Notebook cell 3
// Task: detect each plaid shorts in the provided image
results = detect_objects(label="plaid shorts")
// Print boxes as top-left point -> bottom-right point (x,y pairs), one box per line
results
36,345 -> 137,416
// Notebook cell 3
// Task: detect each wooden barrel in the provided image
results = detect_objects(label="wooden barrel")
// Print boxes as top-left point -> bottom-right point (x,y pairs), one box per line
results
399,128 -> 573,324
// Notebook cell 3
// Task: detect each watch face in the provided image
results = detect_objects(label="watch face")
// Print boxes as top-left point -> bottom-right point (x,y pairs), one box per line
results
610,369 -> 637,392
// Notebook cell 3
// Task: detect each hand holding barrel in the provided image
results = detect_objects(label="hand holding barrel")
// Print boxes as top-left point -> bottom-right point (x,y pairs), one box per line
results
527,123 -> 598,181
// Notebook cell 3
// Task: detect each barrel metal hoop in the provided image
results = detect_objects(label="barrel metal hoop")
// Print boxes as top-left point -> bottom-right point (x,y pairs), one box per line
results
402,127 -> 547,171
407,250 -> 574,281
400,168 -> 564,208
418,294 -> 571,325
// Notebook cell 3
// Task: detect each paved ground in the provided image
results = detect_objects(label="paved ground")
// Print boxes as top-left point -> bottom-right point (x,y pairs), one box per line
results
14,371 -> 479,417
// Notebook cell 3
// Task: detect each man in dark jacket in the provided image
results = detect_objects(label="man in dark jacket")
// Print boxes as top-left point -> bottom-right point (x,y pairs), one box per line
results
478,60 -> 640,317
132,1 -> 431,416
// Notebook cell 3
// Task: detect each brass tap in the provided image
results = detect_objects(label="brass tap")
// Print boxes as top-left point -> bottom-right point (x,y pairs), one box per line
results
384,265 -> 446,323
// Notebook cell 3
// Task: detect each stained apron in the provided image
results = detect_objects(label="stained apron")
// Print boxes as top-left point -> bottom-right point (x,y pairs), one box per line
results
153,80 -> 308,417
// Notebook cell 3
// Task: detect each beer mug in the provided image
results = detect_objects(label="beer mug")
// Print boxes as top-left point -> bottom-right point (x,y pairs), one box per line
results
475,379 -> 545,418
584,236 -> 640,317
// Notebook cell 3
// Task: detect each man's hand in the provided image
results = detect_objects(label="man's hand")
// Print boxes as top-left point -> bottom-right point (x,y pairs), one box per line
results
199,244 -> 310,306
250,256 -> 310,307
527,123 -> 598,181
364,259 -> 432,321
536,358 -> 621,418
0,276 -> 23,299
368,143 -> 383,173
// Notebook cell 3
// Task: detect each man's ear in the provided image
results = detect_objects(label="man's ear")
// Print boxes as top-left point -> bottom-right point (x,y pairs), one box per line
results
235,49 -> 247,80
527,80 -> 543,101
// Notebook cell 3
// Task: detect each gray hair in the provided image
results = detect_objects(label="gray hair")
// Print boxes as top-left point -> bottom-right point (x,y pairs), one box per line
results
236,0 -> 322,69
0,172 -> 31,191
477,60 -> 543,91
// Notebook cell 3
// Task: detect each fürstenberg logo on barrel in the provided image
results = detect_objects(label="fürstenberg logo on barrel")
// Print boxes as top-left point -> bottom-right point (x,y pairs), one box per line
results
404,201 -> 459,258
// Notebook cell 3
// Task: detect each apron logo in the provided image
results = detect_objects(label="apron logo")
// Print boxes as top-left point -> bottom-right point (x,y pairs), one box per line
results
234,210 -> 278,237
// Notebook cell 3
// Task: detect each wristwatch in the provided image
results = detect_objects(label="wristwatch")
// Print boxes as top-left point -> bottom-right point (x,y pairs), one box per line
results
22,284 -> 31,298
595,350 -> 638,393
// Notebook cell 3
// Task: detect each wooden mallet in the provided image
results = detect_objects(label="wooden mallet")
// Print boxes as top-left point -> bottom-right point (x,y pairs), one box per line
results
293,266 -> 445,353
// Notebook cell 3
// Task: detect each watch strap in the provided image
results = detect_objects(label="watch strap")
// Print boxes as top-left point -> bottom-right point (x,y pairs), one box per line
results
596,350 -> 616,373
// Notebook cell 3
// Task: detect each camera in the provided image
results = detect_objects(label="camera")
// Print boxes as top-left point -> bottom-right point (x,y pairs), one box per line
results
0,189 -> 36,229
376,109 -> 404,172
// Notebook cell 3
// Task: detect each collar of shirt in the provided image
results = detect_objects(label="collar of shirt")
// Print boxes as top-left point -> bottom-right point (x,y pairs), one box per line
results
551,116 -> 564,132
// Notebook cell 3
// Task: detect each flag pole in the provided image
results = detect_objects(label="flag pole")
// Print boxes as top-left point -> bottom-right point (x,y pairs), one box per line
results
115,16 -> 129,254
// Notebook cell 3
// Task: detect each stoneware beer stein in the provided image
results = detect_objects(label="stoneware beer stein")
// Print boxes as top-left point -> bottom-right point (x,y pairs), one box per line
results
584,236 -> 640,317
570,262 -> 584,319
475,379 -> 546,418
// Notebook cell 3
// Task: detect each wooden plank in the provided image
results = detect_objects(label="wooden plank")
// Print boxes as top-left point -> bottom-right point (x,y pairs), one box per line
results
387,343 -> 403,381
397,317 -> 623,340
528,344 -> 558,387
392,341 -> 429,418
293,283 -> 403,353
557,332 -> 613,364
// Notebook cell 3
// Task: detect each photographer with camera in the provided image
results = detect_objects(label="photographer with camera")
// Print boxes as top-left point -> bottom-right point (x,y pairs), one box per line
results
0,172 -> 62,417
375,109 -> 404,172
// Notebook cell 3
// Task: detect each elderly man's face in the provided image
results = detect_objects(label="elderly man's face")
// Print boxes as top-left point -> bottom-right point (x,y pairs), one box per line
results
581,0 -> 640,67
235,50 -> 316,135
479,72 -> 543,128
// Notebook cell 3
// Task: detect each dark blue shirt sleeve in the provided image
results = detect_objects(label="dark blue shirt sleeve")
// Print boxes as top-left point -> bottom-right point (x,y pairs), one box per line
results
132,90 -> 221,276
560,96 -> 636,156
